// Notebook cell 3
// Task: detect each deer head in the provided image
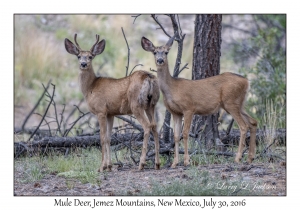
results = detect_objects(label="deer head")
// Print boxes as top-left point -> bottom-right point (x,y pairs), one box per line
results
64,34 -> 106,70
141,36 -> 175,66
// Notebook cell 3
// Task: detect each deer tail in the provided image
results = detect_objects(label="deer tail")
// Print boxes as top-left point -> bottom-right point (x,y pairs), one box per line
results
138,74 -> 159,109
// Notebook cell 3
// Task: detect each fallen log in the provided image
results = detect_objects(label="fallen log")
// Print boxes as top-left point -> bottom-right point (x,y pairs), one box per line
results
14,127 -> 51,136
14,133 -> 143,157
220,128 -> 286,146
14,128 -> 286,158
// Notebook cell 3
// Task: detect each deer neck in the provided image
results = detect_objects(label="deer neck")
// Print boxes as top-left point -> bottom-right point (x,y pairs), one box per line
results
78,66 -> 97,98
156,60 -> 173,94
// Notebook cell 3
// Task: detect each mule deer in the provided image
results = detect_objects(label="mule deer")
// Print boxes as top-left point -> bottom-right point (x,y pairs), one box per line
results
65,34 -> 160,171
141,36 -> 257,168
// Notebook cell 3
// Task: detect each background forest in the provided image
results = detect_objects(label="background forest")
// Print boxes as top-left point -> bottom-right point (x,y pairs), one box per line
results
14,14 -> 286,131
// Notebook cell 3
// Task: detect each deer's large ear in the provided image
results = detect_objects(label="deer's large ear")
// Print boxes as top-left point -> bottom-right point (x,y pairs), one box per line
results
165,36 -> 175,50
64,38 -> 80,55
141,37 -> 155,52
91,39 -> 105,56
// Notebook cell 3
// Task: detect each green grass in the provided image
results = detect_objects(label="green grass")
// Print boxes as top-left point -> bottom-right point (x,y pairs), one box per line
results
15,146 -> 143,185
15,148 -> 102,185
15,155 -> 45,183
139,168 -> 263,196
15,141 -> 283,196
262,99 -> 284,145
46,148 -> 102,184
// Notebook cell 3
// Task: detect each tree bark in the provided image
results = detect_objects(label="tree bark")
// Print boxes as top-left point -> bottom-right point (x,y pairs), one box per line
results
192,14 -> 222,149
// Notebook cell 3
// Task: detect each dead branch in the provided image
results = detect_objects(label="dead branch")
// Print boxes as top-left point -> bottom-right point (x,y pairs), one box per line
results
146,148 -> 235,159
14,128 -> 52,136
176,14 -> 183,37
27,84 -> 56,142
52,96 -> 62,136
222,23 -> 257,36
150,68 -> 157,73
151,14 -> 172,38
15,126 -> 286,164
63,106 -> 90,137
219,128 -> 286,146
21,80 -> 51,131
63,99 -> 84,130
177,63 -> 189,76
121,27 -> 130,76
131,14 -> 141,24
226,119 -> 234,135
33,112 -> 52,137
59,104 -> 66,133
42,83 -> 63,136
129,132 -> 139,165
115,115 -> 143,132
129,64 -> 143,75
14,132 -> 144,158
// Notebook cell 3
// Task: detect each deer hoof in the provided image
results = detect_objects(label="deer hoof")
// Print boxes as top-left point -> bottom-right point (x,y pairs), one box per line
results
155,163 -> 160,170
171,163 -> 177,169
98,164 -> 107,172
184,161 -> 190,167
247,157 -> 254,164
234,157 -> 241,163
138,163 -> 145,170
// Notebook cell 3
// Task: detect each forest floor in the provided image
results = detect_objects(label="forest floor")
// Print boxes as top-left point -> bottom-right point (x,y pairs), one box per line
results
14,162 -> 286,196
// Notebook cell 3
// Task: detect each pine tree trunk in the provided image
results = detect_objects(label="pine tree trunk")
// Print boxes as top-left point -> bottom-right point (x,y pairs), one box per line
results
192,14 -> 223,149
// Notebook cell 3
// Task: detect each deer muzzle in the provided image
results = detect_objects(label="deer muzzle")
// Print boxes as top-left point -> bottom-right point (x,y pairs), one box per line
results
157,58 -> 164,64
81,62 -> 87,68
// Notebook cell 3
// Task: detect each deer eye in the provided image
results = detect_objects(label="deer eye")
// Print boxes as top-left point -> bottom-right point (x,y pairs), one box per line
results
165,52 -> 168,55
77,55 -> 81,59
153,52 -> 157,55
89,56 -> 93,59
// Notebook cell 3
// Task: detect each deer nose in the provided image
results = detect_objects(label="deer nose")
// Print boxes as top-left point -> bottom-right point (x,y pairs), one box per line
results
81,62 -> 87,68
157,58 -> 164,64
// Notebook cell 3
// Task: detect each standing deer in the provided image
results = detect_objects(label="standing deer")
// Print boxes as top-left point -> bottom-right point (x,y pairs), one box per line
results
65,34 -> 160,172
141,36 -> 257,168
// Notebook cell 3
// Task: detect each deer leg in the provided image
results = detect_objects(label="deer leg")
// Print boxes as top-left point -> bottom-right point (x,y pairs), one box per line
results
242,111 -> 257,163
146,107 -> 160,170
182,112 -> 193,167
97,114 -> 108,172
133,109 -> 151,170
227,108 -> 248,163
171,114 -> 183,168
106,115 -> 114,171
